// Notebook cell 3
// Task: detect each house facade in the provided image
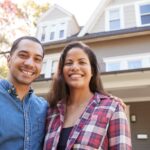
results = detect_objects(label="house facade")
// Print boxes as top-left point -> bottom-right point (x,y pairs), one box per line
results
32,0 -> 150,149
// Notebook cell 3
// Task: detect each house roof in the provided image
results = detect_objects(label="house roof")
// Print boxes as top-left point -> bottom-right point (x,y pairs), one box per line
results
78,0 -> 111,37
37,4 -> 79,26
42,26 -> 150,49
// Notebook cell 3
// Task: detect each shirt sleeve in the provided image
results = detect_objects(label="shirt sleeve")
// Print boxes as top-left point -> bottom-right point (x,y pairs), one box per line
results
108,102 -> 132,149
45,108 -> 52,132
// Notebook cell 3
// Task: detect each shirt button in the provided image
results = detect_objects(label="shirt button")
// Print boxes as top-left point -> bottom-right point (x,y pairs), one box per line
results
26,137 -> 29,141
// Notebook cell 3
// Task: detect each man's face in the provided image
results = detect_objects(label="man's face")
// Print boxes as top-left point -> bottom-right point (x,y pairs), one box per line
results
7,39 -> 43,87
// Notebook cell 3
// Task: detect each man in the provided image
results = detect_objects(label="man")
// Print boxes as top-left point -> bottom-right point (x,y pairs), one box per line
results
0,36 -> 48,150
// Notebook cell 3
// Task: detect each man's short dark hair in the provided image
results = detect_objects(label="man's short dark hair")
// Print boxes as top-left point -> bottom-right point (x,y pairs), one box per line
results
10,36 -> 44,57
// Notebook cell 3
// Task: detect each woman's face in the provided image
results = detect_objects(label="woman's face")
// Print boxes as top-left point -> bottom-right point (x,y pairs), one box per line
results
63,47 -> 92,90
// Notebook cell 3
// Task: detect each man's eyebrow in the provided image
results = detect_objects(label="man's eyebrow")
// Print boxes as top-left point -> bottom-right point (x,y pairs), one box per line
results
18,50 -> 43,58
18,50 -> 28,53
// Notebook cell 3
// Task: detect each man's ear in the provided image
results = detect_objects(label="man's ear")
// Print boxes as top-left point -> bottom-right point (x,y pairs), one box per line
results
7,55 -> 11,68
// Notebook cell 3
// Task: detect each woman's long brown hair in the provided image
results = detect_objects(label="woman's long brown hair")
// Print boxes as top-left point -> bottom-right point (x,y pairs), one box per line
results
47,41 -> 108,108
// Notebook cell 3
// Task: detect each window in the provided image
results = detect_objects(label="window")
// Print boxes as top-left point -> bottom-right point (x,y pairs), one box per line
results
41,26 -> 46,41
107,61 -> 120,71
39,61 -> 47,79
50,32 -> 55,40
59,30 -> 64,38
104,53 -> 150,72
128,60 -> 142,69
41,54 -> 60,78
41,61 -> 47,74
109,8 -> 120,30
140,4 -> 150,25
51,60 -> 59,75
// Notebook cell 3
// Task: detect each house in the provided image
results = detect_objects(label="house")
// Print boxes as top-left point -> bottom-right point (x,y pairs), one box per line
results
33,0 -> 150,149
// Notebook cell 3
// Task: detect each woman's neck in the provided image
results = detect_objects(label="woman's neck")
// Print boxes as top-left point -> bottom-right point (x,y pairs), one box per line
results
68,88 -> 94,106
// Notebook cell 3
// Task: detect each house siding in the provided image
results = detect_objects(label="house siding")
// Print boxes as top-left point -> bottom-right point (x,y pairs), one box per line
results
124,5 -> 137,28
110,0 -> 140,6
89,0 -> 141,33
40,9 -> 68,22
87,35 -> 150,60
89,12 -> 105,33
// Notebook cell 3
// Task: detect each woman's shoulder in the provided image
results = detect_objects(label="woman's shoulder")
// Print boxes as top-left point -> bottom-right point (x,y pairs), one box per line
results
95,92 -> 123,110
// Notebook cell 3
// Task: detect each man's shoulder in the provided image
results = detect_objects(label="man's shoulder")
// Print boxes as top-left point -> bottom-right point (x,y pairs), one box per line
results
31,93 -> 48,107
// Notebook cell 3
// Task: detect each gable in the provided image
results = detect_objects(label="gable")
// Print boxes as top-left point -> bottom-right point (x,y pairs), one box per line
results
38,4 -> 73,23
39,9 -> 70,22
78,0 -> 111,37
36,4 -> 80,43
78,0 -> 148,36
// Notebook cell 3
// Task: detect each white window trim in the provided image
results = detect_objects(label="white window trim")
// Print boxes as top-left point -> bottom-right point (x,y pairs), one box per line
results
50,31 -> 55,40
104,53 -> 150,71
105,6 -> 124,31
38,18 -> 68,43
135,0 -> 150,27
41,53 -> 60,78
126,105 -> 131,129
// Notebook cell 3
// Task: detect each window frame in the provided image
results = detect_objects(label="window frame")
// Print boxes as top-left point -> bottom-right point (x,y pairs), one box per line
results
59,29 -> 64,39
50,31 -> 55,40
41,26 -> 46,42
40,53 -> 60,78
105,6 -> 124,31
104,53 -> 150,72
135,1 -> 150,26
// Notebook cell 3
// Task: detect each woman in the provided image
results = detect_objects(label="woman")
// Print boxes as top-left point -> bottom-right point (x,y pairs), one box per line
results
44,41 -> 132,150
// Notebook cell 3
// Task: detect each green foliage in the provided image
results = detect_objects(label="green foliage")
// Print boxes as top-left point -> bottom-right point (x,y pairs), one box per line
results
0,64 -> 8,79
19,0 -> 50,26
0,0 -> 50,54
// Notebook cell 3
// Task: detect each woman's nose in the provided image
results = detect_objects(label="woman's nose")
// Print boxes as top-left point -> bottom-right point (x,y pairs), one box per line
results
71,63 -> 79,70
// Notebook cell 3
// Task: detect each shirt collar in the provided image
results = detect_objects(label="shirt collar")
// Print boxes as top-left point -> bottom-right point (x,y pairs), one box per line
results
56,92 -> 108,109
89,92 -> 109,105
0,79 -> 33,97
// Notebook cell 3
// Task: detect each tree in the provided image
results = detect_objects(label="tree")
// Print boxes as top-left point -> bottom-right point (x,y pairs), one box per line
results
0,0 -> 50,53
0,0 -> 50,76
0,64 -> 8,79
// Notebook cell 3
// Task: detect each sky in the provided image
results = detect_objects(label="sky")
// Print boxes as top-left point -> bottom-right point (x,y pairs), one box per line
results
51,0 -> 102,26
0,0 -> 102,26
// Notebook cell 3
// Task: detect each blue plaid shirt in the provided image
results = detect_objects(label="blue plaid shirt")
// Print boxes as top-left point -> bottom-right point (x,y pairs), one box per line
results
0,79 -> 48,150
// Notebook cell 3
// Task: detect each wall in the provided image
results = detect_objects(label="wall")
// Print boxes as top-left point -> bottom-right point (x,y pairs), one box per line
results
87,35 -> 150,59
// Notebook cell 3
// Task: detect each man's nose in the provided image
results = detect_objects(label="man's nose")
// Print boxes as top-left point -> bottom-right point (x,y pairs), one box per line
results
24,57 -> 34,66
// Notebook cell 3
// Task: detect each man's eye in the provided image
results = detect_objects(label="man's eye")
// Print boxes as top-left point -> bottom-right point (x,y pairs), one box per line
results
19,54 -> 28,58
35,58 -> 42,63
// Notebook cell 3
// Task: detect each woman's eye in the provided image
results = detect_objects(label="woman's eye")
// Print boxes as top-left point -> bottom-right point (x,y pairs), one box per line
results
65,62 -> 72,65
80,61 -> 86,64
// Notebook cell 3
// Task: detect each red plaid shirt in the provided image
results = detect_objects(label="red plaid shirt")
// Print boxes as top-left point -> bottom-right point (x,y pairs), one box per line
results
44,93 -> 132,150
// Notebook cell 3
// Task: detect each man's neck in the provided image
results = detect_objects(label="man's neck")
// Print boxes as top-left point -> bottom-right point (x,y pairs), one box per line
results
15,86 -> 30,101
8,79 -> 31,101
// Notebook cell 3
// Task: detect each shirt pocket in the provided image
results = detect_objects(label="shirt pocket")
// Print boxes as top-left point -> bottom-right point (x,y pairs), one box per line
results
77,115 -> 109,149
